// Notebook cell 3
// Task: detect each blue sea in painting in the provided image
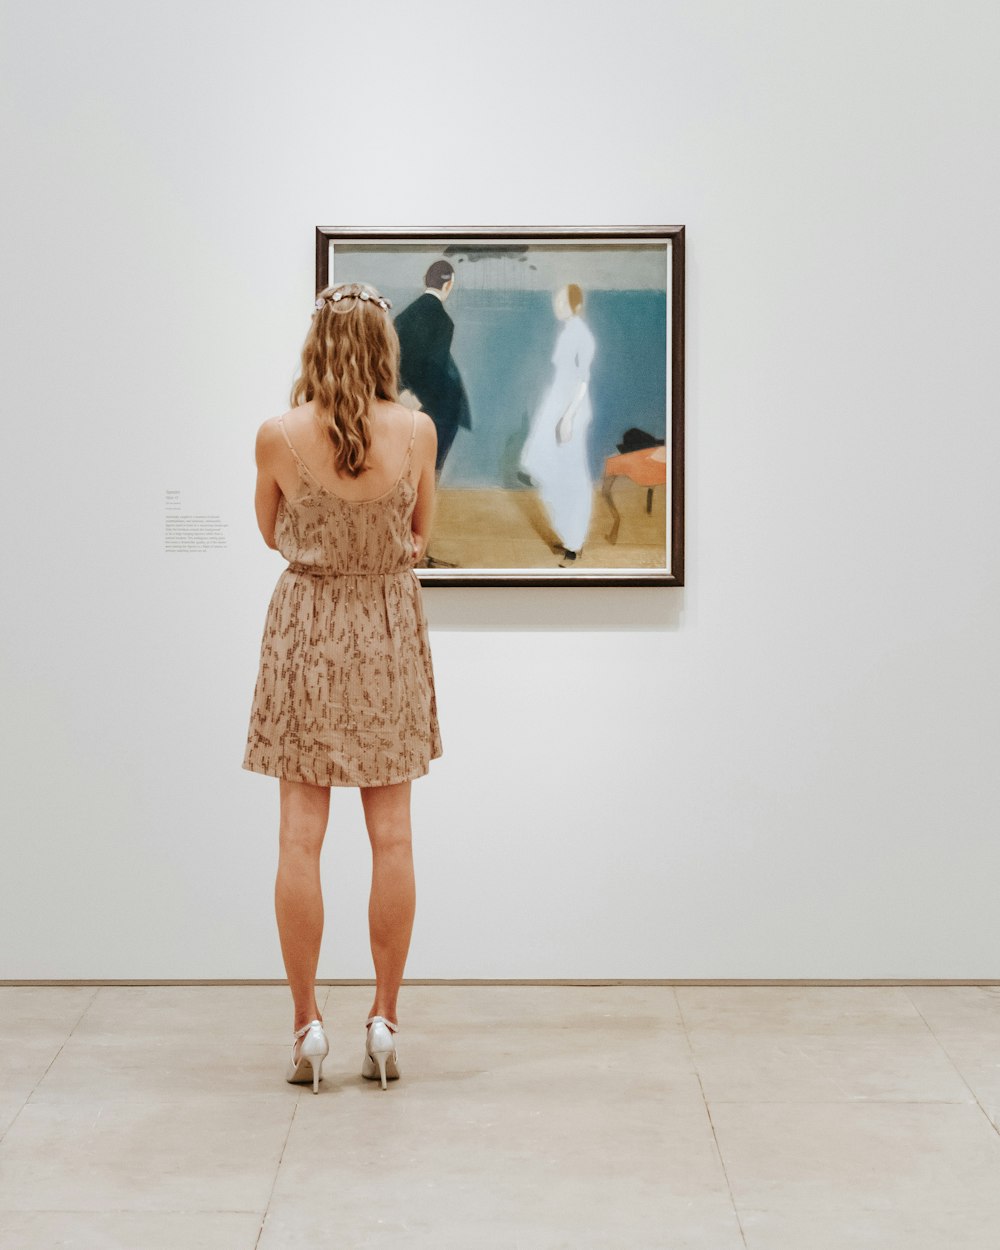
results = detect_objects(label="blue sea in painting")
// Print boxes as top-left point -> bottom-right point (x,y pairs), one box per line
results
386,288 -> 667,489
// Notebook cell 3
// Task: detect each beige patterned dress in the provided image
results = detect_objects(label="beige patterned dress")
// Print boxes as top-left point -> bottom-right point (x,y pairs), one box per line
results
242,411 -> 442,786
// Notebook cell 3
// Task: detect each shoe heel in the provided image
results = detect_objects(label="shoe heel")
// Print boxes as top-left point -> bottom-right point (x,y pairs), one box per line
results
362,1015 -> 399,1089
302,1038 -> 328,1095
287,1019 -> 329,1093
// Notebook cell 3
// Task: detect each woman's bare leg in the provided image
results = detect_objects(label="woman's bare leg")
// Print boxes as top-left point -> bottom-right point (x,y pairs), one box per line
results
360,781 -> 415,1025
276,778 -> 330,1048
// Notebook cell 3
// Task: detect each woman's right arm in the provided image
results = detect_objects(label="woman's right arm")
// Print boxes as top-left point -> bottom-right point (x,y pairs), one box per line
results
410,411 -> 438,564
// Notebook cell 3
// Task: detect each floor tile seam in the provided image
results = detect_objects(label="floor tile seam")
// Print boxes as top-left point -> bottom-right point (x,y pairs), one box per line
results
705,1103 -> 1000,1216
672,990 -> 737,1148
673,985 -> 755,1156
737,1202 -> 1000,1209
20,1097 -> 325,1108
680,970 -> 750,1245
16,1092 -> 303,1108
902,986 -> 1000,1139
672,982 -> 696,1045
0,987 -> 102,1148
684,1026 -> 953,1040
685,1043 -> 750,1250
903,985 -> 1000,1033
734,1202 -> 1000,1215
0,1207 -> 266,1215
905,985 -> 990,1034
702,1096 -> 994,1105
40,1040 -> 319,1048
252,1096 -> 301,1250
702,1096 -> 983,1105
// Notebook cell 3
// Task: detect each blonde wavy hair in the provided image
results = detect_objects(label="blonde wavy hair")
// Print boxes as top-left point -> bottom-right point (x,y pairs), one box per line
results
290,281 -> 401,477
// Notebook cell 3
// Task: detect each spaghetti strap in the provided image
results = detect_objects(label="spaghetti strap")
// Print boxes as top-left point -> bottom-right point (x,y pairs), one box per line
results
277,414 -> 303,463
277,414 -> 322,488
276,413 -> 295,454
403,408 -> 416,466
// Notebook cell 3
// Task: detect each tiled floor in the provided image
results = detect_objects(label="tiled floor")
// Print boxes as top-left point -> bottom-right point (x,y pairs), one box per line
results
1,984 -> 1000,1248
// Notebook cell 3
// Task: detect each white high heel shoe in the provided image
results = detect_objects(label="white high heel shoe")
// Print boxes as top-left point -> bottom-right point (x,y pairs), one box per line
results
285,1018 -> 329,1094
361,1015 -> 400,1090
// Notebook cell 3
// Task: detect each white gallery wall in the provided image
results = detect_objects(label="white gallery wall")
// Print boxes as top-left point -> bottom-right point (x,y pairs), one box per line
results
2,0 -> 999,980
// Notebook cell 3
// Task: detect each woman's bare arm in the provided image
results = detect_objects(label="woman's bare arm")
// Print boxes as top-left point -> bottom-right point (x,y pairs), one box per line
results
410,412 -> 438,563
557,380 -> 589,444
254,420 -> 283,550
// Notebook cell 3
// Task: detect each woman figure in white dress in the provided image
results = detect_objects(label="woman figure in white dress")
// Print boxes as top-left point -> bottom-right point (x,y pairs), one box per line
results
520,283 -> 597,564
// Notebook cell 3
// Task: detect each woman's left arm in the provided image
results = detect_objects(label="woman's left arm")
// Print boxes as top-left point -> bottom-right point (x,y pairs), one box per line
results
556,329 -> 594,442
253,421 -> 282,550
556,380 -> 589,444
410,412 -> 438,563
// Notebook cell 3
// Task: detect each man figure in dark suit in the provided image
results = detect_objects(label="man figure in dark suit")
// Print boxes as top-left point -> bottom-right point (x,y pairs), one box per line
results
393,260 -> 472,474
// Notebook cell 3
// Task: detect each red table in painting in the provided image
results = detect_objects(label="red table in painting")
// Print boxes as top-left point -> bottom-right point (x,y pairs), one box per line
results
601,445 -> 668,544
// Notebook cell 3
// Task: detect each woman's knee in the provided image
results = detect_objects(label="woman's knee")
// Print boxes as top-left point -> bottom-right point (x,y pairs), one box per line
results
360,782 -> 412,854
278,815 -> 326,860
367,813 -> 412,856
278,779 -> 329,858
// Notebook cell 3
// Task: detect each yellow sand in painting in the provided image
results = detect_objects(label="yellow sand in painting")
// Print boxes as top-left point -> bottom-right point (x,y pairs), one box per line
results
427,483 -> 667,570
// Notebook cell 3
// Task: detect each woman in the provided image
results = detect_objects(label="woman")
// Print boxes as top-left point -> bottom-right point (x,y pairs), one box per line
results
519,283 -> 598,565
242,281 -> 442,1093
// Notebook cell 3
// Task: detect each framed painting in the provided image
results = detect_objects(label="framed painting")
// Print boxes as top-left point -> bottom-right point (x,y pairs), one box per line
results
316,225 -> 685,587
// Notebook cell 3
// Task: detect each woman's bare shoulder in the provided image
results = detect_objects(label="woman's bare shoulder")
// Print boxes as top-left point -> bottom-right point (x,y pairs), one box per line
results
399,406 -> 435,436
374,399 -> 433,437
413,408 -> 437,446
257,405 -> 302,433
255,412 -> 283,451
255,406 -> 310,463
274,402 -> 315,432
375,398 -> 420,421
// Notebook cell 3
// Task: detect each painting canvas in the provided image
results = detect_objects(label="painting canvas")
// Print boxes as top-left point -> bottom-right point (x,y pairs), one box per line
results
317,226 -> 685,586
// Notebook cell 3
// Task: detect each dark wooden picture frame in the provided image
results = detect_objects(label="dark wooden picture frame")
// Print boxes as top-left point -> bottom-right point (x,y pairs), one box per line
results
316,225 -> 685,587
